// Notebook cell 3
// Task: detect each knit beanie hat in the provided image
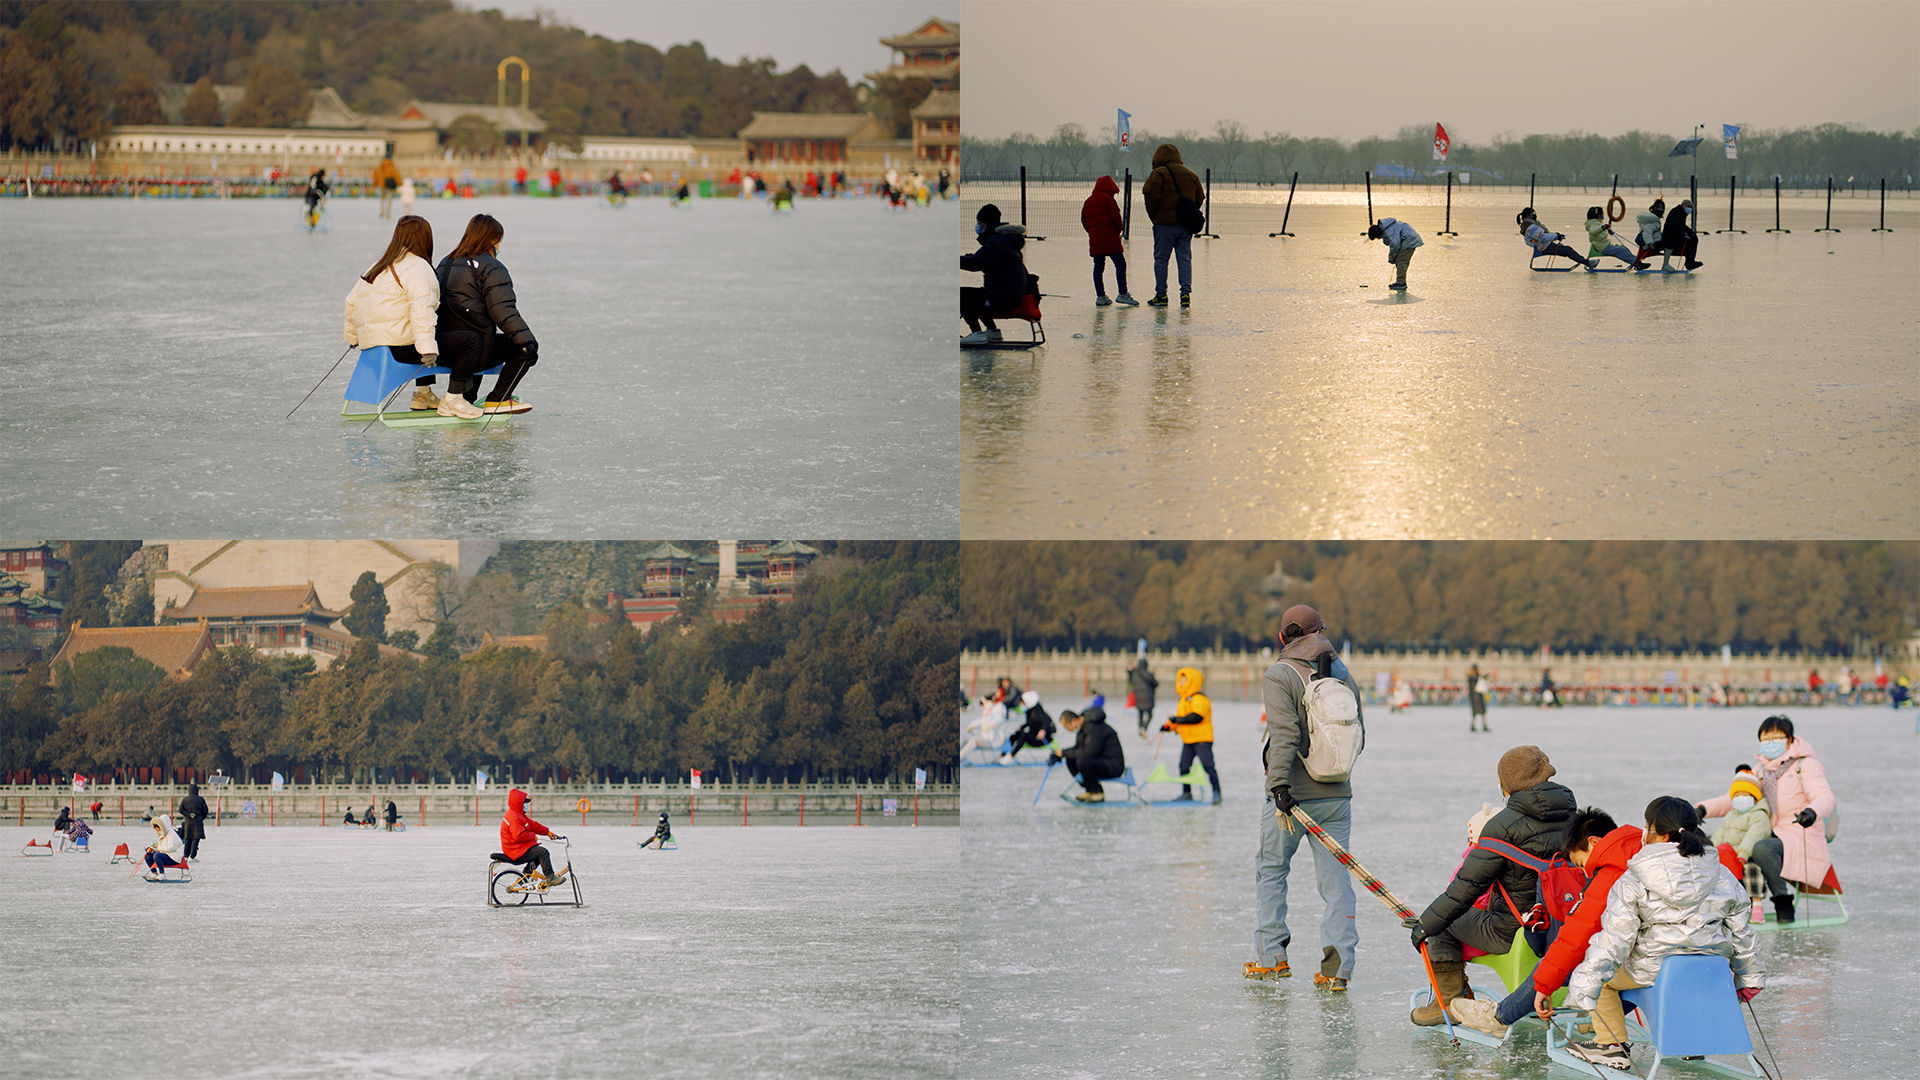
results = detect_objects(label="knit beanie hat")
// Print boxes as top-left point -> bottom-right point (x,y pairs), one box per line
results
977,203 -> 1003,225
1729,777 -> 1762,803
1497,745 -> 1556,794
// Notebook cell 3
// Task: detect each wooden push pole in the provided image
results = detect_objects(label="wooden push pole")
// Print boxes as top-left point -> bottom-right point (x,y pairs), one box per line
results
799,792 -> 805,827
854,793 -> 864,827
742,793 -> 749,826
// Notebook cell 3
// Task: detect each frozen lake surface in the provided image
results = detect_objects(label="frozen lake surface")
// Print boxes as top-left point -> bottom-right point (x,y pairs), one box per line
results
2,195 -> 956,537
1,824 -> 956,1078
960,185 -> 1918,538
959,702 -> 1913,1078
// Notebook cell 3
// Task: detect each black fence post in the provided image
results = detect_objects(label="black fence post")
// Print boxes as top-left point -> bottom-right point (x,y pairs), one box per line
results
1815,176 -> 1840,232
1716,174 -> 1745,233
1267,171 -> 1297,237
1873,177 -> 1892,232
1019,165 -> 1045,241
1689,174 -> 1697,230
1529,172 -> 1536,208
1766,176 -> 1789,233
1122,168 -> 1132,242
1197,167 -> 1220,239
1438,170 -> 1459,236
1363,170 -> 1373,236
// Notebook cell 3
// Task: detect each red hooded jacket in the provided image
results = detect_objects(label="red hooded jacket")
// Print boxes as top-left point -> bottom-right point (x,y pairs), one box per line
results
499,788 -> 551,859
1082,175 -> 1124,256
1532,824 -> 1644,994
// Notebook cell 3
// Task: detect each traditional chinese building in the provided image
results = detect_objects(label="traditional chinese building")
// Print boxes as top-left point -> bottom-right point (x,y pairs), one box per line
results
155,581 -> 420,669
0,542 -> 66,595
738,113 -> 888,167
909,90 -> 959,165
52,622 -> 215,680
876,17 -> 960,90
610,541 -> 821,632
0,573 -> 64,645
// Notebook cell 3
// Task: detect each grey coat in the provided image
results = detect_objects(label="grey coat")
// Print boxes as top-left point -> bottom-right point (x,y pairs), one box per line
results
1566,842 -> 1763,1009
1127,661 -> 1158,710
1261,632 -> 1364,802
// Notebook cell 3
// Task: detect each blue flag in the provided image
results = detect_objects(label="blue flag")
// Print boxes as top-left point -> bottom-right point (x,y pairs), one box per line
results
271,771 -> 284,792
1723,124 -> 1740,160
476,768 -> 490,791
914,768 -> 927,790
1118,109 -> 1132,152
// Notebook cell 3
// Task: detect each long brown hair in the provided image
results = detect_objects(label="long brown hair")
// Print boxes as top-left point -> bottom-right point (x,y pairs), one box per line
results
363,215 -> 433,284
447,213 -> 505,260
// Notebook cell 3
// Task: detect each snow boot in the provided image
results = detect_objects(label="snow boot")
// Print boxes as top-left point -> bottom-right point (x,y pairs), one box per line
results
1244,959 -> 1291,981
1772,895 -> 1795,923
1410,961 -> 1470,1026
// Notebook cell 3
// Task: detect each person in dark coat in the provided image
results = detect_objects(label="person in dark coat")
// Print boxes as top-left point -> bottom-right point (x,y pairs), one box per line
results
960,203 -> 1030,345
1053,704 -> 1125,801
1139,142 -> 1203,306
1406,745 -> 1577,1026
436,213 -> 540,415
1127,658 -> 1159,735
1081,175 -> 1137,306
177,783 -> 209,859
1001,691 -> 1055,761
383,800 -> 400,829
54,805 -> 73,833
640,811 -> 674,848
1658,199 -> 1703,269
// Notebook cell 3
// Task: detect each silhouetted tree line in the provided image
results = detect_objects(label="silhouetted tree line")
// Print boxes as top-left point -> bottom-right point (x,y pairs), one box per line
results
962,542 -> 1914,655
0,0 -> 921,151
962,121 -> 1920,188
2,544 -> 959,785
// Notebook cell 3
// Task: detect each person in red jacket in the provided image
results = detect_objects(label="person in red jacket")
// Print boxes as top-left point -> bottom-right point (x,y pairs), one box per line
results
499,788 -> 567,887
1081,175 -> 1137,307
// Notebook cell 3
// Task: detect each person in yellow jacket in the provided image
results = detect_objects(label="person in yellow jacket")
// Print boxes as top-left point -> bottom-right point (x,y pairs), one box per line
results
1162,666 -> 1222,804
372,155 -> 401,219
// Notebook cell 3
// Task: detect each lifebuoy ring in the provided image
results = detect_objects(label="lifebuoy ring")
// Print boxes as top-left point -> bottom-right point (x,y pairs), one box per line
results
576,798 -> 592,814
1606,196 -> 1626,223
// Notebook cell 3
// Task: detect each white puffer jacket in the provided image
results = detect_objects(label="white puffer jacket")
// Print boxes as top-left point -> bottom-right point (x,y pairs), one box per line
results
1566,841 -> 1761,1008
147,814 -> 184,858
344,252 -> 439,356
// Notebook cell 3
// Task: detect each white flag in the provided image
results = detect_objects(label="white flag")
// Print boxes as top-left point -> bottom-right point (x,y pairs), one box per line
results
691,768 -> 702,790
271,771 -> 284,792
72,773 -> 87,794
476,768 -> 490,792
1723,124 -> 1740,160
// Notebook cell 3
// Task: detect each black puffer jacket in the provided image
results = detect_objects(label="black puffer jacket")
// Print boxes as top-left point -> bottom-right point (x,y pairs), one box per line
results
1064,705 -> 1124,777
436,253 -> 538,355
1661,205 -> 1696,250
1418,780 -> 1577,935
1127,662 -> 1158,710
1013,703 -> 1055,745
960,225 -> 1030,310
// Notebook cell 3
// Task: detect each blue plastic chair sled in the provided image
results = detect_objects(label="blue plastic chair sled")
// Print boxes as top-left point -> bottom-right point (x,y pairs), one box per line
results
342,346 -> 505,427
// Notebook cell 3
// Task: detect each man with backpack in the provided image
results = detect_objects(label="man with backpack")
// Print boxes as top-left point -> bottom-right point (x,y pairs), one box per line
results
1250,604 -> 1366,990
1139,142 -> 1204,308
1405,745 -> 1577,1027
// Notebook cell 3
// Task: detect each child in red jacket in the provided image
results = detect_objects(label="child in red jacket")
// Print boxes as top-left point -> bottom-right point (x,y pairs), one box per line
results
500,788 -> 567,887
1081,175 -> 1137,307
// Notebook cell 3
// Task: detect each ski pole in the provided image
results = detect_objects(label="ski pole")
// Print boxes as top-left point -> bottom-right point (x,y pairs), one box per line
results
1031,760 -> 1056,806
1288,805 -> 1457,1045
1746,999 -> 1786,1080
288,346 -> 354,418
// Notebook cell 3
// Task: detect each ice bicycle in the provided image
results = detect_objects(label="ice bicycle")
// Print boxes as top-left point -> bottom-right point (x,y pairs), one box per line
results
487,836 -> 583,907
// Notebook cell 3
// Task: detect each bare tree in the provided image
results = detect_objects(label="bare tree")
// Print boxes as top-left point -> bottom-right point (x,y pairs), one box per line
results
1213,119 -> 1250,179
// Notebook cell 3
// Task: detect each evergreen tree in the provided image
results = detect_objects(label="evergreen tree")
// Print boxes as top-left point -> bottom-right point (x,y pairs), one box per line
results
343,571 -> 389,643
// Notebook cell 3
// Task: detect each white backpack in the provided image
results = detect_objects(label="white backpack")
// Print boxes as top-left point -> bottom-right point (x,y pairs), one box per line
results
1284,659 -> 1364,782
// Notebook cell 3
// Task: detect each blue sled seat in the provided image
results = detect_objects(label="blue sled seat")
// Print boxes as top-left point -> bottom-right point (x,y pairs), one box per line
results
1072,766 -> 1137,800
1617,953 -> 1761,1080
342,345 -> 502,410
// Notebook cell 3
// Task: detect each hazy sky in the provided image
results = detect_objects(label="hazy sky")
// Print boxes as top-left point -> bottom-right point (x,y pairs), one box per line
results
477,0 -> 959,81
964,0 -> 1920,141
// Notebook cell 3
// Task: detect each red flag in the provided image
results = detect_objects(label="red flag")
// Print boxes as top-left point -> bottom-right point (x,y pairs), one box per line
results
1433,122 -> 1451,162
690,768 -> 702,790
72,773 -> 87,793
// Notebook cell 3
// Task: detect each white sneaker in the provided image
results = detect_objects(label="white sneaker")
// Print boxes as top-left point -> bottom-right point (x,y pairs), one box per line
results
1115,294 -> 1139,306
961,330 -> 992,346
998,754 -> 1015,764
410,388 -> 440,411
1448,996 -> 1508,1037
436,395 -> 483,419
1095,296 -> 1113,307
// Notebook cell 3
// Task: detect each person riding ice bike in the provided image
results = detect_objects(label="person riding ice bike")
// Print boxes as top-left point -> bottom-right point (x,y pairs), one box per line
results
499,788 -> 567,887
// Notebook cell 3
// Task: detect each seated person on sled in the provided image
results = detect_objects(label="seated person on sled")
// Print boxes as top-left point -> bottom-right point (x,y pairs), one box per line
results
1584,207 -> 1647,270
499,788 -> 568,888
1559,797 -> 1761,1071
1696,714 -> 1833,923
641,811 -> 674,848
1518,208 -> 1596,269
1406,746 -> 1576,1029
960,203 -> 1030,347
999,691 -> 1054,762
1051,704 -> 1125,802
144,814 -> 186,876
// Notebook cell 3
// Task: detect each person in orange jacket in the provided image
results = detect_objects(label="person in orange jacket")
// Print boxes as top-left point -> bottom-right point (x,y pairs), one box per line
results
500,788 -> 567,887
1162,666 -> 1221,803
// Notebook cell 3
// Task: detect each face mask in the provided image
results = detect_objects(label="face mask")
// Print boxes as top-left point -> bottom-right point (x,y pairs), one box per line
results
975,222 -> 988,236
1758,738 -> 1787,759
1731,794 -> 1756,814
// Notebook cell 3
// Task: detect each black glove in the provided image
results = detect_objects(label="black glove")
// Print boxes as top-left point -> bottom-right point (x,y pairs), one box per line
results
1409,920 -> 1430,951
520,340 -> 539,363
1270,783 -> 1296,814
1047,752 -> 1062,765
1795,807 -> 1817,829
1159,723 -> 1173,733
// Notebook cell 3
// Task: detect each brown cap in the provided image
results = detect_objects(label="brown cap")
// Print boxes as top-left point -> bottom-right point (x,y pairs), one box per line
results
1279,604 -> 1324,639
1498,745 -> 1556,794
